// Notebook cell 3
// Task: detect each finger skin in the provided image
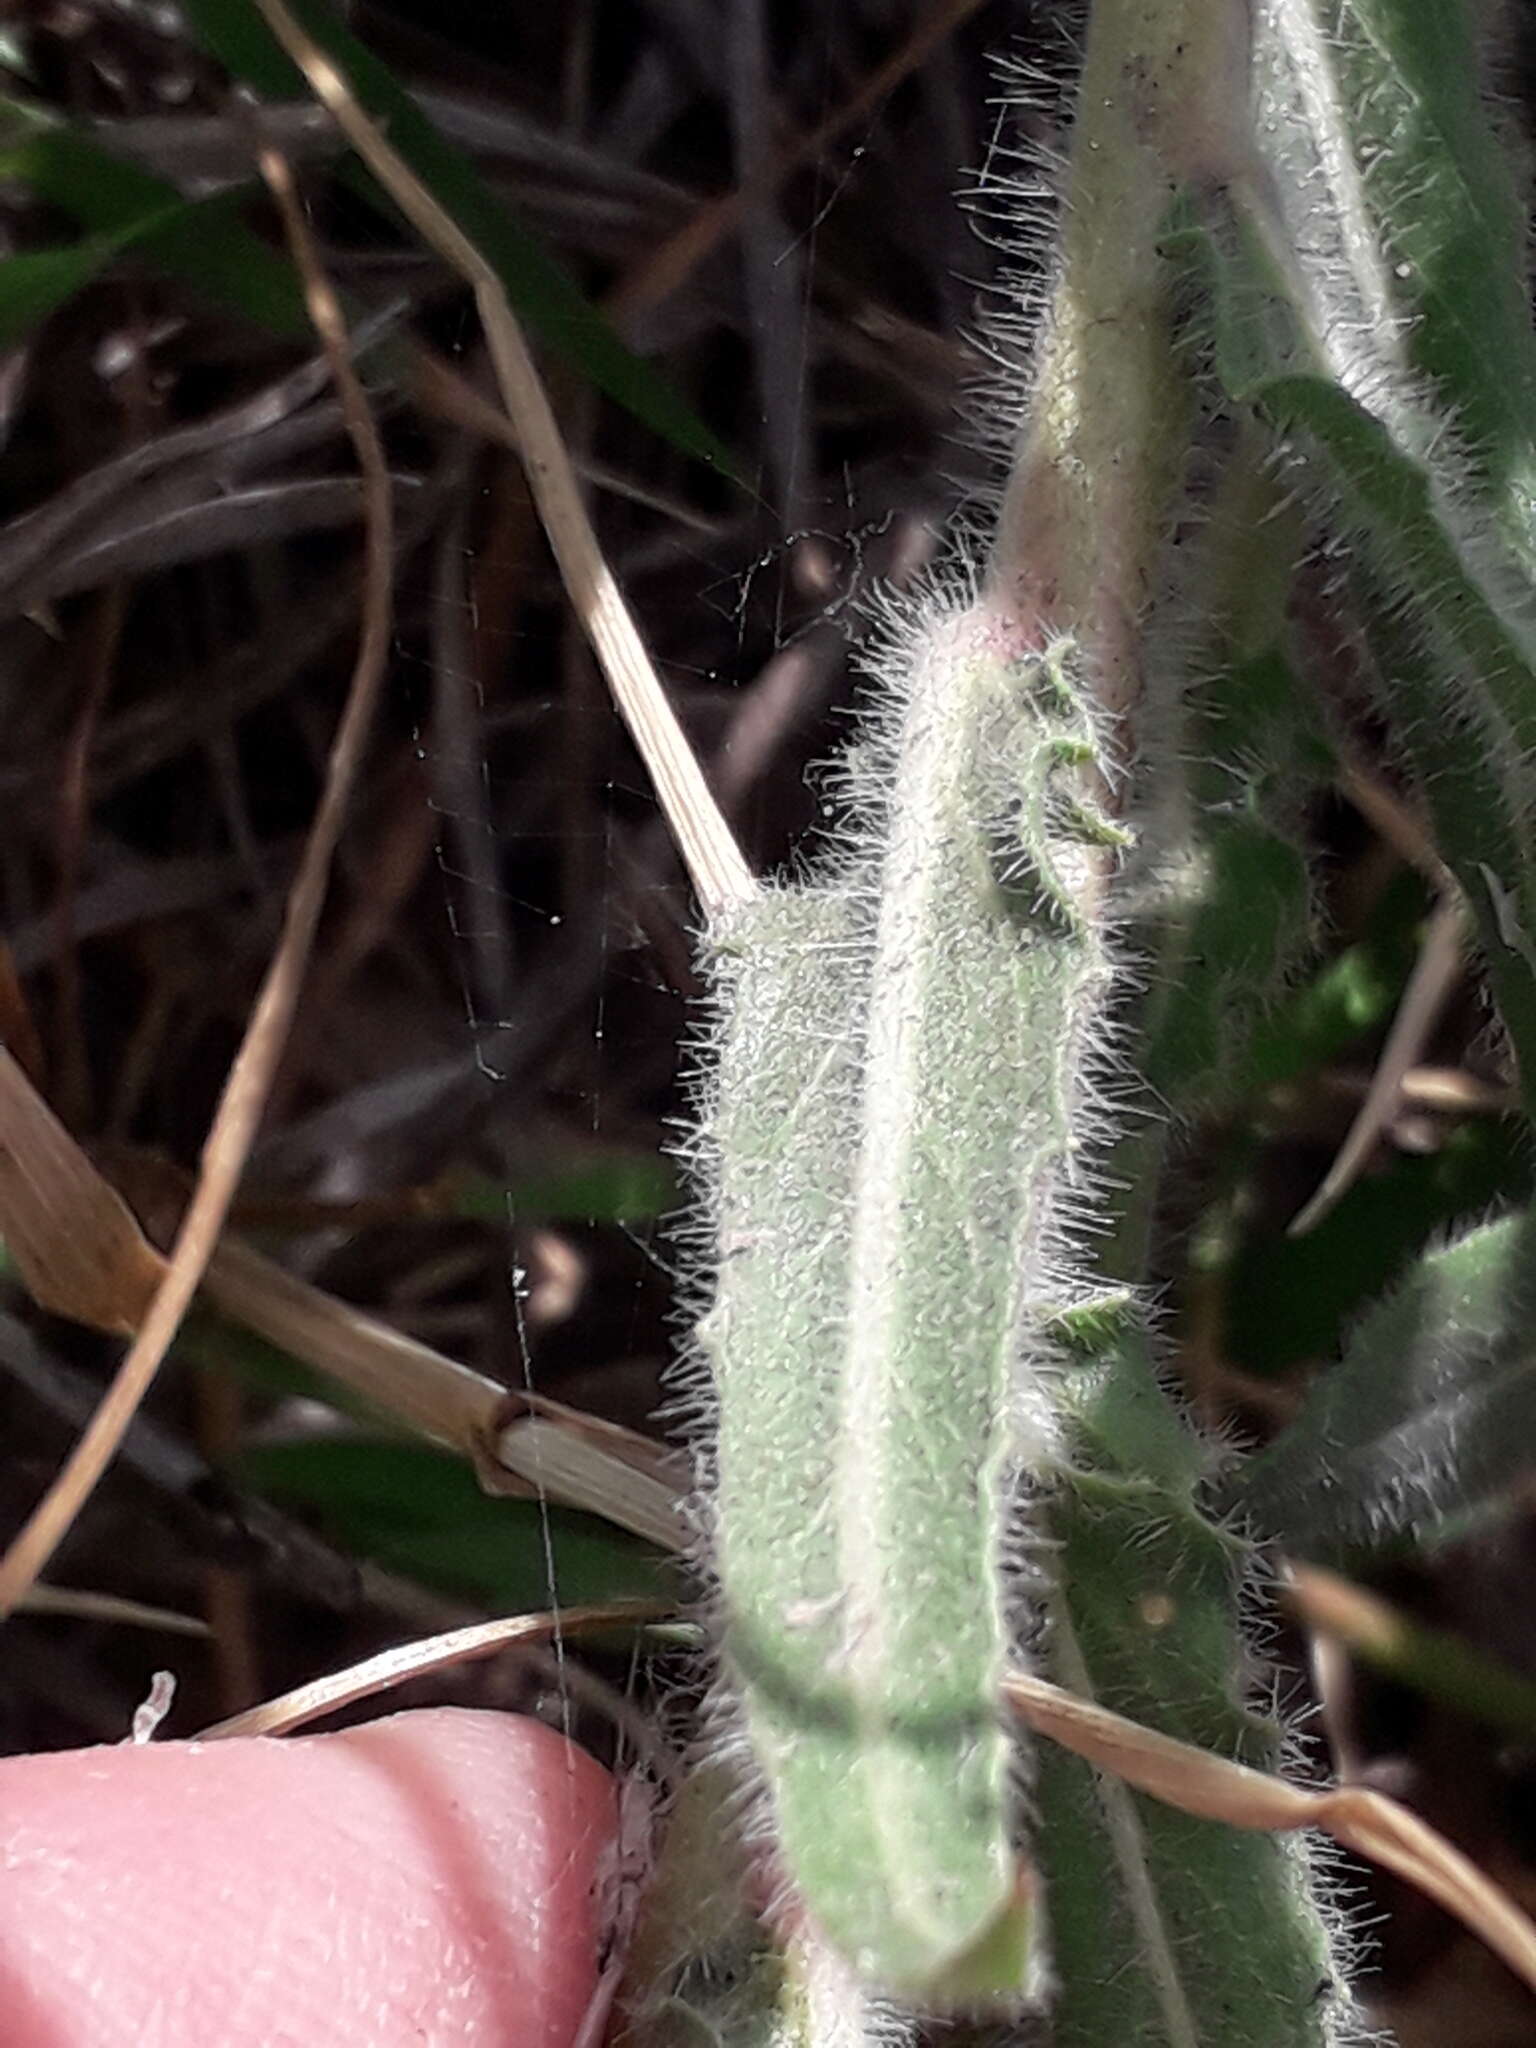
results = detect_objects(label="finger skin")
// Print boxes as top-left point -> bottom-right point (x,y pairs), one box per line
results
0,1708 -> 616,2047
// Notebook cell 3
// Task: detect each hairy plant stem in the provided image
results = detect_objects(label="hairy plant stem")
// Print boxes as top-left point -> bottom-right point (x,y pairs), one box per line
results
993,0 -> 1260,1294
990,0 -> 1248,745
693,2 -> 1353,2040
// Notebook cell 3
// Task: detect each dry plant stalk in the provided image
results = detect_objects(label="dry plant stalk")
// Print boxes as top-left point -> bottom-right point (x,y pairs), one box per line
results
201,1600 -> 664,1739
1287,894 -> 1468,1235
1287,1561 -> 1536,1744
1003,1668 -> 1536,2001
0,1044 -> 164,1333
0,1044 -> 683,1547
247,0 -> 756,924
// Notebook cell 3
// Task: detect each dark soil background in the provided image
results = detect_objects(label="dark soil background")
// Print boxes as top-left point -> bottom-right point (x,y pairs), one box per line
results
2,3 -> 1535,2041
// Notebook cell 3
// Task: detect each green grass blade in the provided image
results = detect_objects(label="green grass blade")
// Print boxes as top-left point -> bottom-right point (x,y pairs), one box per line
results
1221,1115 -> 1531,1375
0,108 -> 307,337
447,1150 -> 675,1226
237,1437 -> 678,1609
0,237 -> 143,348
1237,868 -> 1429,1098
177,0 -> 736,477
0,192 -> 305,347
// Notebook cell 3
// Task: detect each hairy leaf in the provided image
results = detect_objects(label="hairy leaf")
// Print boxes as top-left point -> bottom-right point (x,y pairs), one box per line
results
1233,1208 -> 1536,1559
697,615 -> 1103,2008
1187,186 -> 1536,1119
1144,578 -> 1329,1110
1250,0 -> 1536,563
1036,1311 -> 1345,2047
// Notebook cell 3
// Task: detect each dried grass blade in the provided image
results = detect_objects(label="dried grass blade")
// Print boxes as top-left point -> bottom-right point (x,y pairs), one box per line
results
1288,893 -> 1467,1236
0,1045 -> 165,1334
200,1599 -> 665,1738
206,1239 -> 689,1551
204,1237 -> 504,1457
21,1584 -> 210,1635
1004,1667 -> 1536,1998
0,1045 -> 679,1545
245,0 -> 756,923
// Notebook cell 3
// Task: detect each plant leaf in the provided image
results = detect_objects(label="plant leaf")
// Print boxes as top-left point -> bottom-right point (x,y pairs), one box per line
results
1184,188 -> 1536,1122
1223,1115 -> 1531,1374
616,1764 -> 794,2048
1251,0 -> 1536,565
0,195 -> 302,347
1137,432 -> 1329,1112
1145,639 -> 1326,1110
1035,1312 -> 1345,2046
448,1151 -> 676,1226
698,622 -> 1129,2008
237,1436 -> 678,1610
1239,868 -> 1430,1098
1233,1207 -> 1536,1560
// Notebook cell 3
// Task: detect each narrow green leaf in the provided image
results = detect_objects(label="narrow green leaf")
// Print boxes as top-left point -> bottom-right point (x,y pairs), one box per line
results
0,200 -> 296,347
1234,1207 -> 1536,1560
177,0 -> 737,476
1240,868 -> 1428,1097
0,237 -> 137,347
0,113 -> 307,336
2,112 -> 176,227
1036,1517 -> 1336,2048
177,1310 -> 388,1429
237,1436 -> 677,1610
1110,442 -> 1325,1283
448,1151 -> 676,1226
